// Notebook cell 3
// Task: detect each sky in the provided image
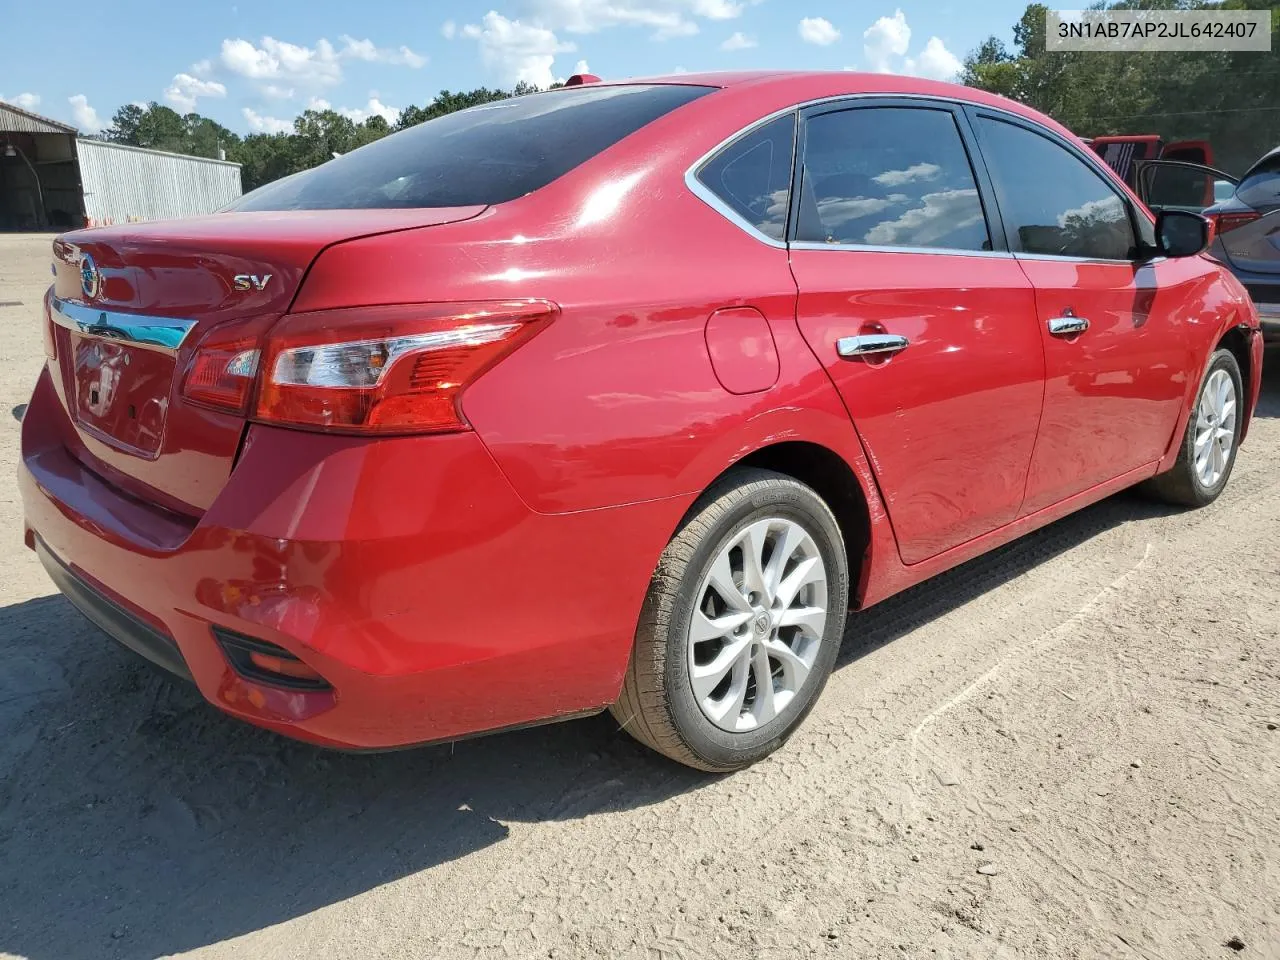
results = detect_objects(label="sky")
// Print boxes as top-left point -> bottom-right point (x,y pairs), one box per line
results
1,0 -> 1028,136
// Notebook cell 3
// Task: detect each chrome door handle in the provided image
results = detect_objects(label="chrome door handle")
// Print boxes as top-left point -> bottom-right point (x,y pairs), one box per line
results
836,334 -> 910,358
1048,316 -> 1090,336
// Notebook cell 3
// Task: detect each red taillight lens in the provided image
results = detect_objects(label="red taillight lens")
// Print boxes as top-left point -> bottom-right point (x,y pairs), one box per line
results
254,301 -> 555,434
181,319 -> 262,414
1209,211 -> 1260,234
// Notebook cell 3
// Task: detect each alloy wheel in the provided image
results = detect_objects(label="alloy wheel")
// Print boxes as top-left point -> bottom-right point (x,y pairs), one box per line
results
1194,368 -> 1237,487
686,517 -> 828,733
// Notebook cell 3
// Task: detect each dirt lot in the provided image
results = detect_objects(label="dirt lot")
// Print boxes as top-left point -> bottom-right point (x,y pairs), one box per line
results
0,231 -> 1278,960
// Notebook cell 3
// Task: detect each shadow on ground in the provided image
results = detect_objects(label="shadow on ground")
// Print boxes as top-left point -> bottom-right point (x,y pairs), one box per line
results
1,350 -> 1276,960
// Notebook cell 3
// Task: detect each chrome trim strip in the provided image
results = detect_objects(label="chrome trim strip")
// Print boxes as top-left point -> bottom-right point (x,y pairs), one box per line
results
50,298 -> 197,353
791,240 -> 1014,259
1013,252 -> 1151,266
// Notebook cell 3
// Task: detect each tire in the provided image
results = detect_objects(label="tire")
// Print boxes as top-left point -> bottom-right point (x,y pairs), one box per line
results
610,468 -> 849,772
1143,348 -> 1244,507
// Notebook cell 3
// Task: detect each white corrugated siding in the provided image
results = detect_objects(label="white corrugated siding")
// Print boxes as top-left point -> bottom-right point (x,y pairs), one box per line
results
75,139 -> 243,225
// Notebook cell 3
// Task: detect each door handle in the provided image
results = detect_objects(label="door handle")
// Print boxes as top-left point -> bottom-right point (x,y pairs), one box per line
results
836,334 -> 910,358
1048,316 -> 1090,336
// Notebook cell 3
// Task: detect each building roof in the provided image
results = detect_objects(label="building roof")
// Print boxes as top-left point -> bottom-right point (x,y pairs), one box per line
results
0,100 -> 77,135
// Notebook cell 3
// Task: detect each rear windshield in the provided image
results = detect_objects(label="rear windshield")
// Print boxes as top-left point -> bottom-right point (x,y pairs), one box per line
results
230,84 -> 713,211
1237,152 -> 1280,209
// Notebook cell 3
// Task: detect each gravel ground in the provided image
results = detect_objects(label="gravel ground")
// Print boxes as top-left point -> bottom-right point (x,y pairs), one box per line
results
1,232 -> 1278,960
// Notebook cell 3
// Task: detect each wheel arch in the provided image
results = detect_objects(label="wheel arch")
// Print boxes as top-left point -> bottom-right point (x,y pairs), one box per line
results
682,439 -> 879,609
1214,323 -> 1256,441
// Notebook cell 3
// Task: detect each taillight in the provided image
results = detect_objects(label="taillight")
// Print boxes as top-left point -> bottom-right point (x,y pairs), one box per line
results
1208,211 -> 1260,234
255,301 -> 555,434
181,318 -> 262,414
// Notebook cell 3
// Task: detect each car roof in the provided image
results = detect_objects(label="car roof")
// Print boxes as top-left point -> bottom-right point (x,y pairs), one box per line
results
597,70 -> 1074,141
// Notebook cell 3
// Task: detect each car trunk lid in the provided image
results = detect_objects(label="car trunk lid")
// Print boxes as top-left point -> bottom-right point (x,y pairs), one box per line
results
47,207 -> 486,515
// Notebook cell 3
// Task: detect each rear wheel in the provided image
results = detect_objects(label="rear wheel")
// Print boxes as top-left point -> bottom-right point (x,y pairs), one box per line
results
1144,348 -> 1243,507
611,468 -> 849,772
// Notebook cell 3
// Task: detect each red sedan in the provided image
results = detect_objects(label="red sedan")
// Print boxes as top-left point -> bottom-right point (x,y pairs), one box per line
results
20,72 -> 1263,771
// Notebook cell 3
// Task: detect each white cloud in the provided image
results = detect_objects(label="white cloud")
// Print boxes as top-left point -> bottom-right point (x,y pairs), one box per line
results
2,92 -> 41,110
164,73 -> 228,112
462,12 -> 576,88
720,31 -> 756,50
574,58 -> 591,74
339,35 -> 427,68
863,9 -> 910,72
904,36 -> 962,81
220,36 -> 343,88
863,188 -> 984,246
262,84 -> 296,100
528,0 -> 744,39
873,162 -> 940,187
338,97 -> 400,124
798,17 -> 840,46
191,59 -> 214,77
307,96 -> 332,111
68,94 -> 102,133
242,107 -> 293,134
442,20 -> 458,39
693,0 -> 743,19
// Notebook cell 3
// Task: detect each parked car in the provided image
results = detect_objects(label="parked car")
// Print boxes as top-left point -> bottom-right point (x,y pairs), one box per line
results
21,72 -> 1264,772
1140,149 -> 1280,343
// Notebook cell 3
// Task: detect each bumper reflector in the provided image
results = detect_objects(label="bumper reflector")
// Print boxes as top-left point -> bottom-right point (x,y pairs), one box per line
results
214,628 -> 331,691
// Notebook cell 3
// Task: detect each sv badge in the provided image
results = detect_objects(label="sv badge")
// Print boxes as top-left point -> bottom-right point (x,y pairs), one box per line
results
233,274 -> 272,291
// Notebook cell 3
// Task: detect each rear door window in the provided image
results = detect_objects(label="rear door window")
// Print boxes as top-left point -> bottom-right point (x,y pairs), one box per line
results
795,106 -> 991,252
231,84 -> 714,211
695,113 -> 796,242
976,117 -> 1136,261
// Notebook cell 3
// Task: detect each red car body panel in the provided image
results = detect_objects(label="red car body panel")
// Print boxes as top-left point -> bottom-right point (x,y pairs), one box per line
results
20,72 -> 1263,750
791,250 -> 1044,565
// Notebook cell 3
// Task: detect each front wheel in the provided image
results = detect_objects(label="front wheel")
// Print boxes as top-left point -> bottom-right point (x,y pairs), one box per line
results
1143,348 -> 1244,507
610,468 -> 849,772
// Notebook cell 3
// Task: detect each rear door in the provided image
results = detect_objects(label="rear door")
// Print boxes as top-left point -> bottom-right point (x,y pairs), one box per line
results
970,110 -> 1199,515
788,100 -> 1044,565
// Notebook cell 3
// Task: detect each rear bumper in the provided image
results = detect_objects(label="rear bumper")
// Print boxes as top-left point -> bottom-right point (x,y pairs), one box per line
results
35,536 -> 194,682
20,366 -> 685,749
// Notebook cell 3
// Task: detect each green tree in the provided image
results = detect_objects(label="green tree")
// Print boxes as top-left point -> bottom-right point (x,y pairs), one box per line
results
101,79 -> 573,194
964,0 -> 1280,175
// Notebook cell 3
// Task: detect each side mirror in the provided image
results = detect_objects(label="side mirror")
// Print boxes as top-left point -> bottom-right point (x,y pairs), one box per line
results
1156,209 -> 1209,258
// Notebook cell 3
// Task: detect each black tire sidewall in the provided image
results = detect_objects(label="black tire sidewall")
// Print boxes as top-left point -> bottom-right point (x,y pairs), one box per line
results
663,482 -> 849,769
1185,349 -> 1244,502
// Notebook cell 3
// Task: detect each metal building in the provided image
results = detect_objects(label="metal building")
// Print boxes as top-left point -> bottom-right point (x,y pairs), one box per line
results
0,99 -> 243,231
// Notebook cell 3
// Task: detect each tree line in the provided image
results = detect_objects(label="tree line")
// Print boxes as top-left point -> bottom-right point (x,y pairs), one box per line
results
963,0 -> 1280,176
100,81 -> 552,192
101,0 -> 1279,196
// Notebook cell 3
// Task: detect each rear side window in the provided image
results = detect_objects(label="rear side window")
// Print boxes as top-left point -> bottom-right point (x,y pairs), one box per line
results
1237,153 -> 1280,210
231,84 -> 714,211
977,117 -> 1136,260
695,113 -> 796,241
796,107 -> 991,252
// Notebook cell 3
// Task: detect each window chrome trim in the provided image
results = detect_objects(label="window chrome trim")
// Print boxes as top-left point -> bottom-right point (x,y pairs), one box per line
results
790,240 -> 1014,259
1011,252 -> 1165,266
684,106 -> 798,249
684,90 -> 1156,258
50,297 -> 197,353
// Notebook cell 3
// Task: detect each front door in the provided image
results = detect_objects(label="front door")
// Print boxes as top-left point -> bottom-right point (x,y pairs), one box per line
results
971,112 -> 1197,514
788,102 -> 1044,565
